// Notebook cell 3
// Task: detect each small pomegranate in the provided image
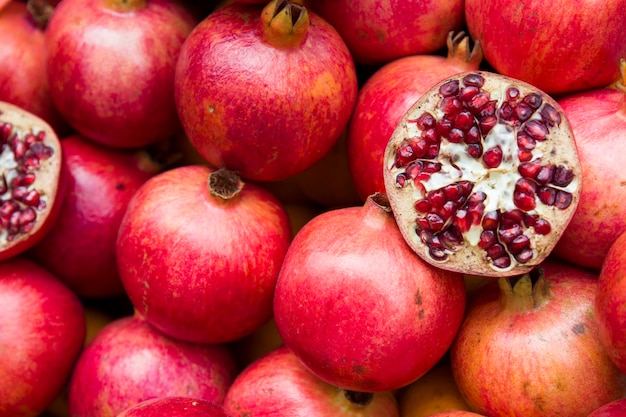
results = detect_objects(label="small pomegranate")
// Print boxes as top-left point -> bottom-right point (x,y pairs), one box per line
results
0,101 -> 65,261
28,134 -> 159,298
116,397 -> 234,417
309,0 -> 465,65
273,193 -> 467,392
116,165 -> 292,344
67,314 -> 238,417
465,0 -> 626,94
347,31 -> 483,201
174,0 -> 358,182
552,59 -> 626,270
383,71 -> 581,276
44,0 -> 198,148
450,260 -> 626,417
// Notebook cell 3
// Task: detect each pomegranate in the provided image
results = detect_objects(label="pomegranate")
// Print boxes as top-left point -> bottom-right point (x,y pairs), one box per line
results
28,134 -> 159,298
0,257 -> 85,417
465,0 -> 626,94
595,229 -> 626,374
44,0 -> 198,148
223,345 -> 400,417
67,314 -> 238,417
273,193 -> 467,392
552,60 -> 626,270
0,1 -> 69,135
450,260 -> 626,417
587,398 -> 626,417
174,0 -> 358,182
383,71 -> 581,277
425,413 -> 486,417
116,165 -> 292,344
0,100 -> 65,261
347,31 -> 483,201
116,397 -> 234,417
309,0 -> 465,65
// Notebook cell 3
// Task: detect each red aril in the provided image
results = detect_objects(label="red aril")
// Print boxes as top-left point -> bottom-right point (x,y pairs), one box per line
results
273,193 -> 466,392
116,165 -> 292,344
174,0 -> 358,182
383,71 -> 581,276
347,31 -> 483,201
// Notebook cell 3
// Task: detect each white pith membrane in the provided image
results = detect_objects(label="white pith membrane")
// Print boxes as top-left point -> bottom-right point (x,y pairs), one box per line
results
0,102 -> 60,246
383,72 -> 581,277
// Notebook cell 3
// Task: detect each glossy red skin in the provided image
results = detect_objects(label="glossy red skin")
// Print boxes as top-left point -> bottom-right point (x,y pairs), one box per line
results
28,134 -> 156,298
68,315 -> 238,417
117,397 -> 233,417
223,345 -> 400,417
116,165 -> 292,344
347,51 -> 482,201
450,260 -> 626,417
587,398 -> 626,417
595,230 -> 626,374
0,1 -> 69,134
309,0 -> 464,65
273,196 -> 467,392
427,413 -> 486,417
174,3 -> 358,182
465,0 -> 626,94
44,0 -> 197,148
552,88 -> 626,269
0,257 -> 86,417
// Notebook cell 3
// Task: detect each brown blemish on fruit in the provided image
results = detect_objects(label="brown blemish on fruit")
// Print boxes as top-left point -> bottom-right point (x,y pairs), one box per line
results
415,290 -> 423,305
572,323 -> 586,334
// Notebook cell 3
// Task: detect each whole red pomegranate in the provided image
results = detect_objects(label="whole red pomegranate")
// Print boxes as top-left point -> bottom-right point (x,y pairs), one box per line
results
450,260 -> 626,417
0,100 -> 66,261
68,314 -> 238,417
0,257 -> 85,417
595,229 -> 626,374
273,193 -> 467,392
465,0 -> 626,94
28,134 -> 159,298
44,0 -> 198,148
309,0 -> 465,65
552,61 -> 626,270
116,165 -> 292,344
116,397 -> 234,417
383,71 -> 582,276
174,0 -> 358,182
347,31 -> 483,201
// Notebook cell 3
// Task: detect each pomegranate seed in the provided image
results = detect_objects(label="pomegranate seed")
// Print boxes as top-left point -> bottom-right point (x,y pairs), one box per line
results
555,190 -> 573,209
514,103 -> 533,122
454,111 -> 474,131
395,173 -> 407,188
467,92 -> 491,114
514,248 -> 534,263
492,256 -> 512,269
11,173 -> 36,187
458,85 -> 480,103
522,93 -> 542,109
535,165 -> 555,184
465,125 -> 481,144
428,236 -> 447,261
438,200 -> 457,221
405,161 -> 424,181
507,234 -> 530,254
439,79 -> 460,96
467,143 -> 483,158
0,174 -> 6,194
428,189 -> 445,208
540,104 -> 561,126
482,210 -> 500,230
518,161 -> 542,178
478,230 -> 497,249
513,192 -> 536,211
537,186 -> 556,205
551,165 -> 574,187
440,227 -> 463,250
425,144 -> 440,159
486,243 -> 506,259
19,207 -> 36,225
518,149 -> 533,162
453,209 -> 471,233
506,87 -> 520,101
515,178 -> 537,194
517,132 -> 536,151
414,112 -> 436,129
524,119 -> 549,141
533,218 -> 552,235
423,128 -> 439,144
436,117 -> 453,136
12,140 -> 28,160
498,223 -> 523,243
463,73 -> 484,87
21,190 -> 41,207
395,141 -> 416,167
499,102 -> 514,121
441,96 -> 463,115
467,191 -> 487,205
501,209 -> 525,225
483,146 -> 503,168
1,122 -> 12,142
414,199 -> 430,213
479,115 -> 497,135
447,128 -> 464,143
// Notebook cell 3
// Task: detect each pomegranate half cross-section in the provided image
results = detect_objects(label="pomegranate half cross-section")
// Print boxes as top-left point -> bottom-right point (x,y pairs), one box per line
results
383,71 -> 581,276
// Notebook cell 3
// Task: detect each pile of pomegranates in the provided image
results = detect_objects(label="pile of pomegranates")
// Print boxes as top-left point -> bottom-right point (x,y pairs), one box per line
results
0,0 -> 625,416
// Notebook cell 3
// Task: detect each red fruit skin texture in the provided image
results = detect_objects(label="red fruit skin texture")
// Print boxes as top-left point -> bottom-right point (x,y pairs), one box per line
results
44,0 -> 197,148
0,257 -> 86,417
465,0 -> 626,94
273,197 -> 467,392
450,260 -> 626,417
0,1 -> 68,135
595,230 -> 626,374
552,88 -> 626,269
223,345 -> 400,417
174,3 -> 358,182
116,165 -> 292,344
587,398 -> 626,417
427,413 -> 486,417
68,315 -> 238,417
117,397 -> 234,417
28,134 -> 156,298
310,0 -> 465,65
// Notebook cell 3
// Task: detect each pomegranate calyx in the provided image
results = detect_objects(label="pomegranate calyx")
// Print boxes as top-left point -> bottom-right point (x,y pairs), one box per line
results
499,268 -> 548,311
343,390 -> 374,407
103,0 -> 147,13
26,0 -> 56,29
208,167 -> 244,200
446,31 -> 483,69
613,58 -> 626,93
261,0 -> 310,49
369,192 -> 393,214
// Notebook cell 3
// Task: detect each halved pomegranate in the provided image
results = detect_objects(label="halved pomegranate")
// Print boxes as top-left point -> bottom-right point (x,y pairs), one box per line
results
0,100 -> 64,261
383,71 -> 581,276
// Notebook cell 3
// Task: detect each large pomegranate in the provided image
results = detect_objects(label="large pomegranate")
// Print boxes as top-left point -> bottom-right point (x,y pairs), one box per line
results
465,0 -> 626,94
44,0 -> 198,148
174,0 -> 358,182
273,193 -> 467,392
552,60 -> 626,270
116,165 -> 292,344
450,260 -> 626,417
0,100 -> 65,261
383,71 -> 581,276
347,31 -> 483,201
